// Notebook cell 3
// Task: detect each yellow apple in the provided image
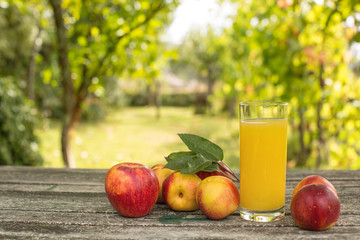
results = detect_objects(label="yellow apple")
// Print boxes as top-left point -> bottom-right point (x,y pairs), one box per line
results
162,172 -> 201,211
151,164 -> 175,203
196,176 -> 240,220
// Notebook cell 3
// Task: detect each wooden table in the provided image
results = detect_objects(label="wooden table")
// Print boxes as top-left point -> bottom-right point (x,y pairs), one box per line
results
0,166 -> 359,239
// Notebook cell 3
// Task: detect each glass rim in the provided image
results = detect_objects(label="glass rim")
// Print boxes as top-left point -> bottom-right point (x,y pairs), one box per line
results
239,101 -> 288,106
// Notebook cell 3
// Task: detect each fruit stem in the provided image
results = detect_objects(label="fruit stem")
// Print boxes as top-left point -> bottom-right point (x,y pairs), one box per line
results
217,161 -> 239,183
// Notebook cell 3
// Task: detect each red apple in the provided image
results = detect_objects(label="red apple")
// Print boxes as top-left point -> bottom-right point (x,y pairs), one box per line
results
195,171 -> 223,180
162,172 -> 201,211
196,164 -> 234,180
151,164 -> 175,203
196,176 -> 240,220
105,162 -> 159,218
291,184 -> 340,231
292,175 -> 337,198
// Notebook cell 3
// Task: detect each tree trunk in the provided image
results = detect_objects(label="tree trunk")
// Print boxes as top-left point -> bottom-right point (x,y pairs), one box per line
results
316,100 -> 323,169
27,26 -> 42,101
228,97 -> 237,118
50,0 -> 76,168
70,59 -> 91,128
146,83 -> 154,106
314,10 -> 337,168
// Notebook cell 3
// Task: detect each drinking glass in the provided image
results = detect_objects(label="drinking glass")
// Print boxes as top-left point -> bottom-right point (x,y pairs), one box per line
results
239,101 -> 288,222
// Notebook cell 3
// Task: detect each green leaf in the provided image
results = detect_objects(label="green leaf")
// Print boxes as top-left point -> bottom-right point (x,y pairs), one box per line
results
164,151 -> 196,170
166,151 -> 196,162
178,134 -> 223,161
164,151 -> 213,175
180,154 -> 212,174
202,162 -> 220,172
164,135 -> 231,176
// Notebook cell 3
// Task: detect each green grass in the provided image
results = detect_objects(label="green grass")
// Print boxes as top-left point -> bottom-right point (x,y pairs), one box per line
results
37,107 -> 240,169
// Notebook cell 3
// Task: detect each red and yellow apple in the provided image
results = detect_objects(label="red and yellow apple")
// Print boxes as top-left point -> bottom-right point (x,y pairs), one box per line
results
196,164 -> 234,180
151,164 -> 175,203
292,175 -> 337,198
162,172 -> 201,211
105,162 -> 159,218
291,183 -> 340,231
196,176 -> 240,220
195,171 -> 223,180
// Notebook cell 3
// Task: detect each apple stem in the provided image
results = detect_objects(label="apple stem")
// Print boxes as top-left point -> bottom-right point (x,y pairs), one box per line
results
217,161 -> 239,183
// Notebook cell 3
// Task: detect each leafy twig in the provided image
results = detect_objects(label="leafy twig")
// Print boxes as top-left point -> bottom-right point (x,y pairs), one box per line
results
164,134 -> 239,182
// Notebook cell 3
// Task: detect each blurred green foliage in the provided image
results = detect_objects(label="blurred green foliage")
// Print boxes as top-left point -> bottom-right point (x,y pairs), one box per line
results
0,3 -> 33,78
0,0 -> 179,119
0,0 -> 179,167
172,0 -> 360,169
0,78 -> 43,166
0,0 -> 359,169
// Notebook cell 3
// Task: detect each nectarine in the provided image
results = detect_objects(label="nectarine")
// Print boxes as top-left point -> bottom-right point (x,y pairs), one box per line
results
292,175 -> 337,198
291,184 -> 340,231
162,172 -> 201,211
151,164 -> 175,203
196,176 -> 240,220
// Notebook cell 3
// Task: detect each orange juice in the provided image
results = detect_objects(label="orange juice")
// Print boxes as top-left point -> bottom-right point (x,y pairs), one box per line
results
239,118 -> 287,211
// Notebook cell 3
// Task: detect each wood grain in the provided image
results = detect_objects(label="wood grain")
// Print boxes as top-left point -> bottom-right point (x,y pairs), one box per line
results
0,166 -> 359,239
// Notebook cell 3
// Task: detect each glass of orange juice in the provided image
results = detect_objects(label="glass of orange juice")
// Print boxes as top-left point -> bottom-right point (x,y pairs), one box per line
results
239,101 -> 288,222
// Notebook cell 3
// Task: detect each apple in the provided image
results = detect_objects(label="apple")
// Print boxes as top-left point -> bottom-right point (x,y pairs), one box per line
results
291,184 -> 340,231
195,171 -> 223,180
151,163 -> 175,203
292,175 -> 337,198
195,165 -> 234,180
196,176 -> 239,220
162,172 -> 201,211
105,162 -> 159,218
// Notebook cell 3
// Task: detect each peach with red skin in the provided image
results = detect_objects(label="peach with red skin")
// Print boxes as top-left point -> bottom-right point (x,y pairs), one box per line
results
292,175 -> 337,198
151,164 -> 175,203
105,162 -> 159,218
162,172 -> 201,211
196,176 -> 240,220
291,184 -> 340,231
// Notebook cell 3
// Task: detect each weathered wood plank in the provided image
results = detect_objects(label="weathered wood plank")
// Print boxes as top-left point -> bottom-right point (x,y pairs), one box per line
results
0,167 -> 359,239
285,169 -> 360,180
0,166 -> 106,174
0,166 -> 107,185
0,182 -> 105,193
1,166 -> 359,184
0,190 -> 359,215
1,221 -> 359,239
0,181 -> 358,194
0,209 -> 359,228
